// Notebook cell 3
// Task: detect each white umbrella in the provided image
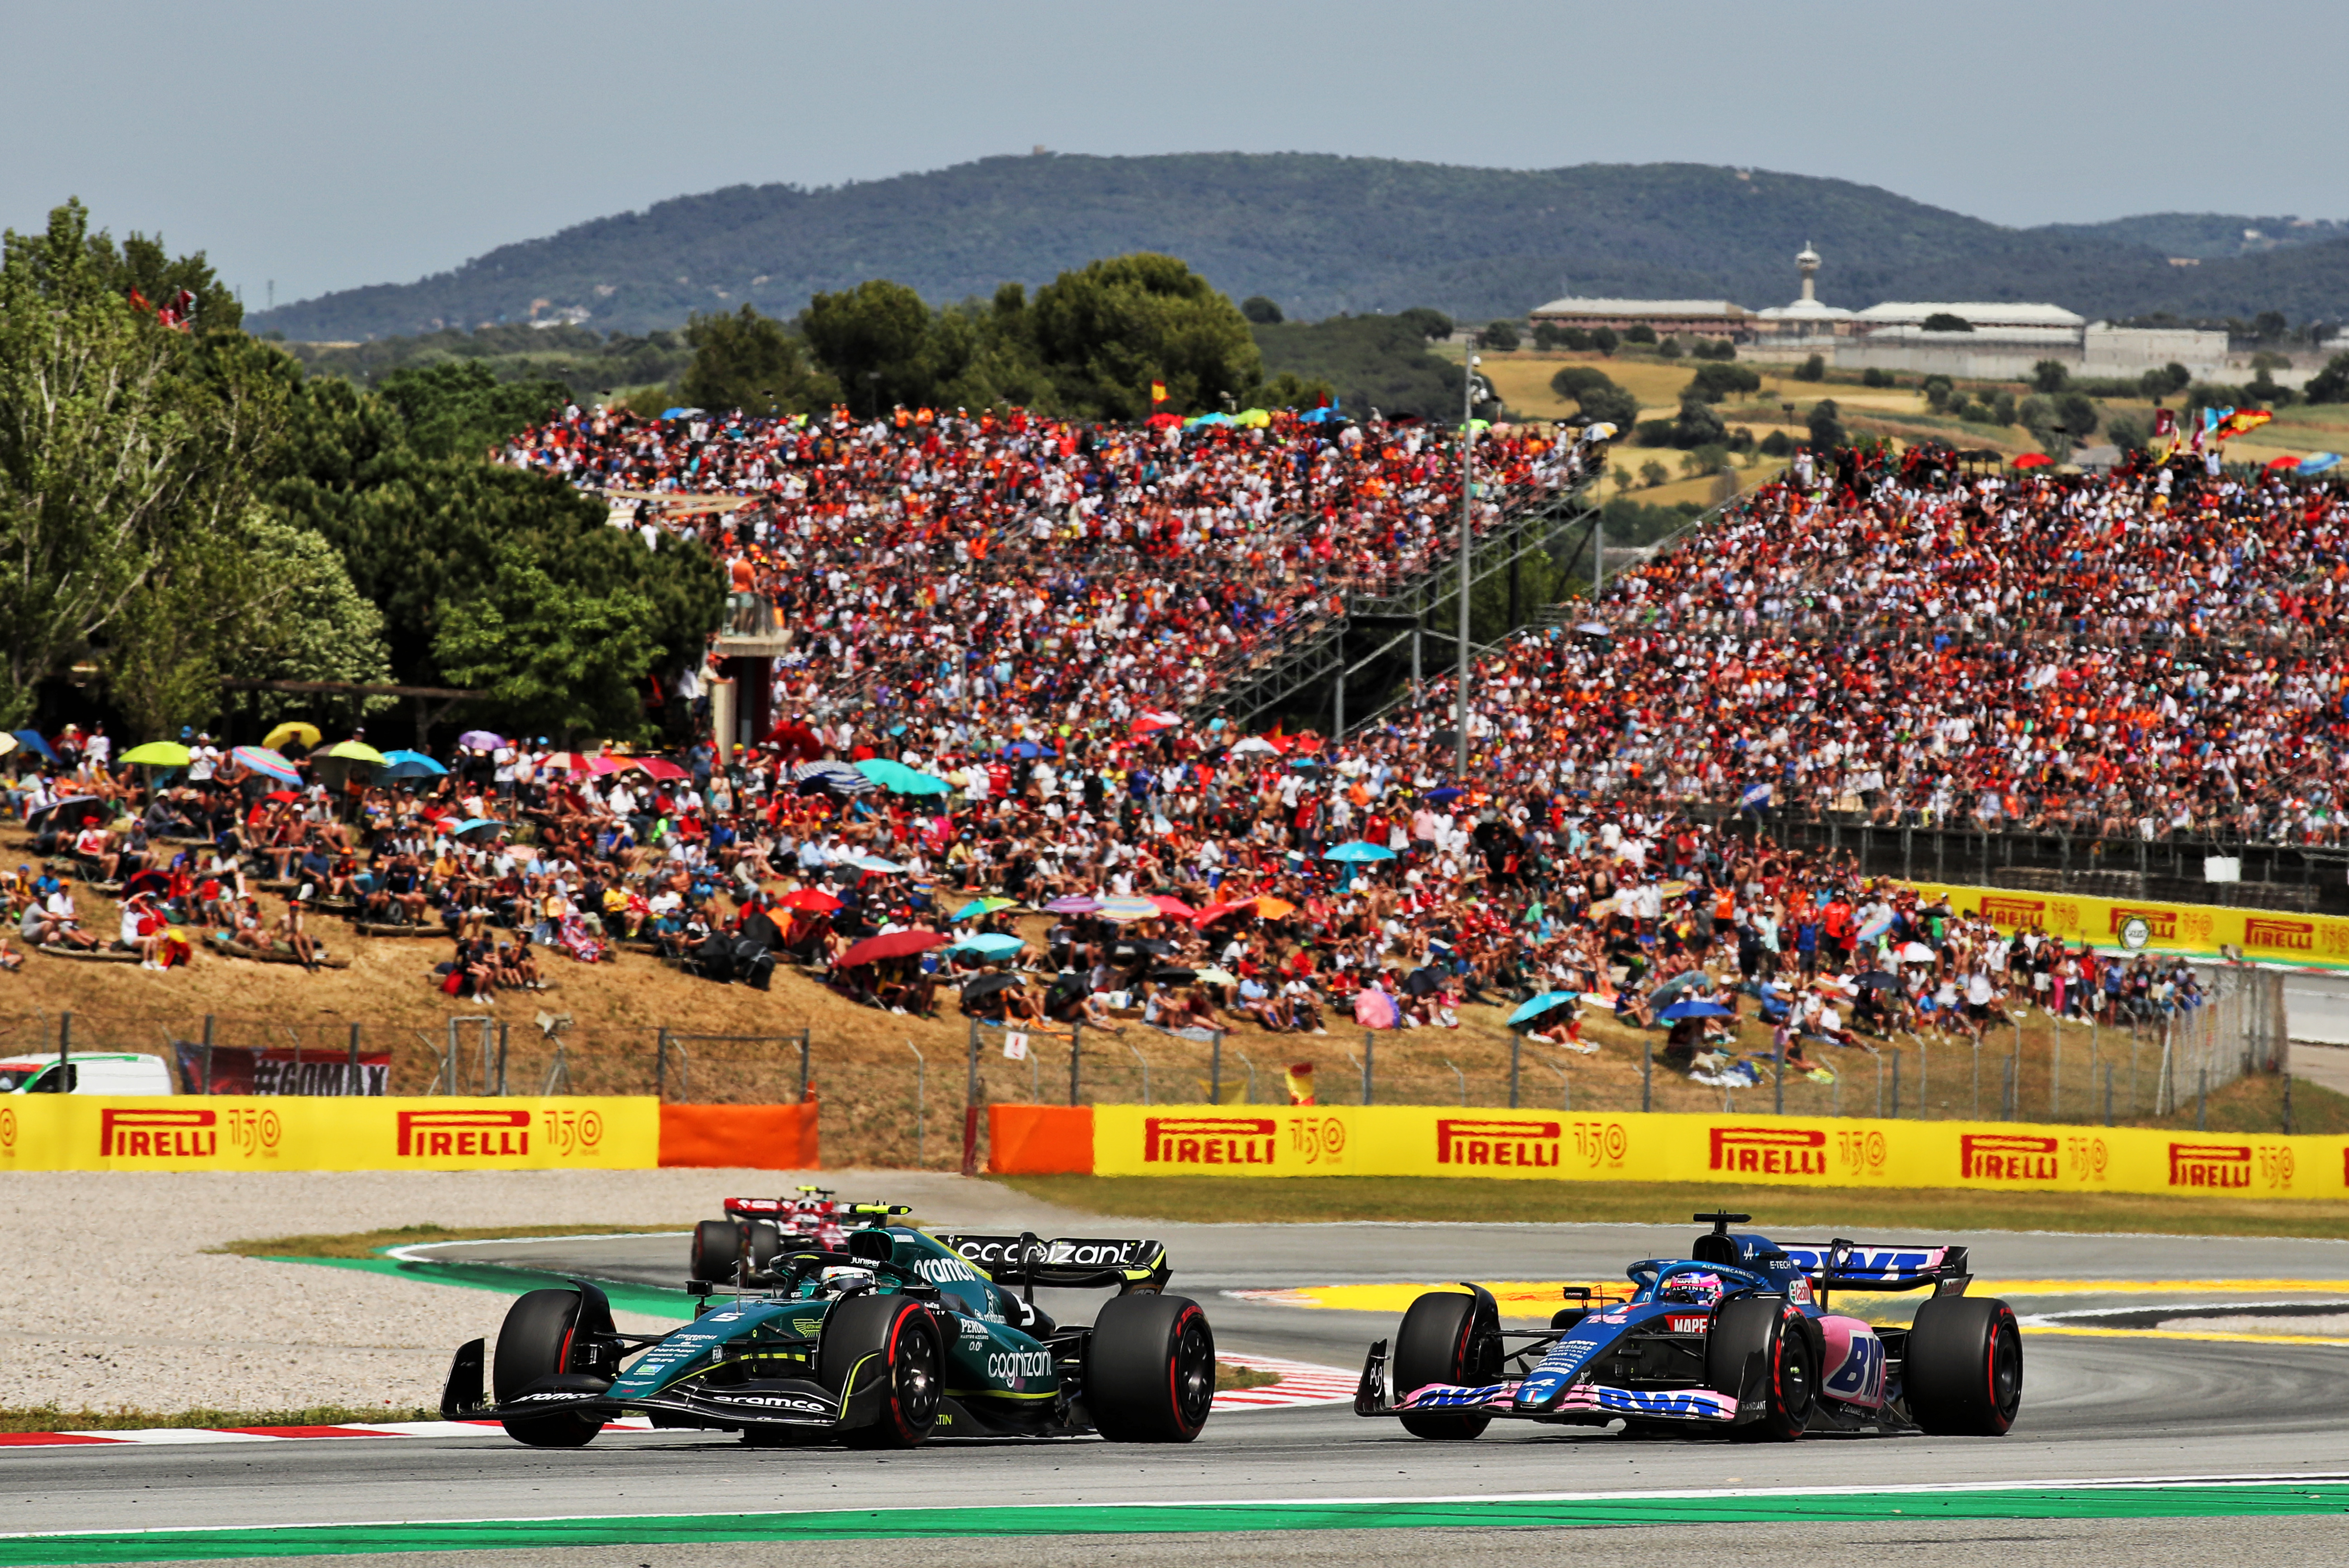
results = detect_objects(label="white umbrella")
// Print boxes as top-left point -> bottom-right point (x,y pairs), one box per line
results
1898,941 -> 1937,963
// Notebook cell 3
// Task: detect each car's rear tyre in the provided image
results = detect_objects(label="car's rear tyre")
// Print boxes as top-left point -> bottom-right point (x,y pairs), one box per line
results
1905,1296 -> 2022,1436
1393,1290 -> 1500,1440
1707,1297 -> 1814,1443
493,1289 -> 607,1448
821,1295 -> 941,1448
1089,1292 -> 1214,1443
690,1219 -> 743,1283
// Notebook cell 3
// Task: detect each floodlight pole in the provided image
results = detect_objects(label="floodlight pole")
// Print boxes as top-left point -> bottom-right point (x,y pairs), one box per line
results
1457,353 -> 1479,780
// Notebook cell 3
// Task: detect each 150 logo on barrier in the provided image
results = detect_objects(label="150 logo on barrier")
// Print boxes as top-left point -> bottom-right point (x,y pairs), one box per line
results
1437,1119 -> 1561,1168
1571,1119 -> 1629,1170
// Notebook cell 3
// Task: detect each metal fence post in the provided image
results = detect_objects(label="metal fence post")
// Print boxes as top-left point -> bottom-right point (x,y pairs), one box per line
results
961,1017 -> 981,1177
656,1027 -> 669,1101
496,1022 -> 509,1097
905,1040 -> 926,1168
1891,1049 -> 1901,1119
1211,1030 -> 1224,1105
2049,1017 -> 2061,1119
1642,1038 -> 1652,1113
347,1023 -> 361,1097
1362,1031 -> 1375,1106
2104,1064 -> 2115,1129
798,1028 -> 811,1101
202,1014 -> 214,1096
1773,1032 -> 1785,1115
58,1012 -> 70,1084
1509,1034 -> 1521,1110
1070,1020 -> 1082,1106
2197,1064 -> 2209,1131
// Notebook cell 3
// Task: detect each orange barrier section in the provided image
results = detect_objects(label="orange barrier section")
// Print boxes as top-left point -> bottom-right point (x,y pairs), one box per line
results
988,1105 -> 1095,1174
658,1101 -> 820,1169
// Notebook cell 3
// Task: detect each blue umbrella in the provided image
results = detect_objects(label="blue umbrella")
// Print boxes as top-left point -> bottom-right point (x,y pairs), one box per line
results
1002,740 -> 1045,759
10,729 -> 58,763
379,749 -> 447,777
1508,990 -> 1580,1025
1425,786 -> 1464,804
951,933 -> 1026,960
1659,999 -> 1736,1022
1325,841 -> 1398,863
451,817 -> 507,839
2300,453 -> 2340,476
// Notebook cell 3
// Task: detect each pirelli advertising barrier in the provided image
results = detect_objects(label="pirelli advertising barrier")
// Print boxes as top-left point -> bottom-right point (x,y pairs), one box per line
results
1905,878 -> 2349,968
0,1097 -> 659,1172
989,1104 -> 2349,1201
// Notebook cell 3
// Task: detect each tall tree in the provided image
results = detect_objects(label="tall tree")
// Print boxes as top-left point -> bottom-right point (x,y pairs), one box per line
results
680,305 -> 838,416
1029,253 -> 1260,420
799,280 -> 934,415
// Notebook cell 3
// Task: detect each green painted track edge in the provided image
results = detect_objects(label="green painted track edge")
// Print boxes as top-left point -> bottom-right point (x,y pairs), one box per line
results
5,1485 -> 2347,1564
260,1254 -> 698,1320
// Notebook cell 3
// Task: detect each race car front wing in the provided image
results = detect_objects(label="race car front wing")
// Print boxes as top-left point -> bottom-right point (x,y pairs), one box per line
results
440,1337 -> 876,1432
1353,1338 -> 1759,1428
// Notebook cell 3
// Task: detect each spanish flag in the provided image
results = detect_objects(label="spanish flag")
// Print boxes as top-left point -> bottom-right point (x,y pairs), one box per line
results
1285,1061 -> 1315,1106
1150,380 -> 1168,406
2214,408 -> 2273,442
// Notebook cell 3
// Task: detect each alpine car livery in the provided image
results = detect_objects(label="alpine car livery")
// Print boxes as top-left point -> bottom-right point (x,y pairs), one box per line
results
442,1205 -> 1214,1449
1355,1212 -> 2021,1442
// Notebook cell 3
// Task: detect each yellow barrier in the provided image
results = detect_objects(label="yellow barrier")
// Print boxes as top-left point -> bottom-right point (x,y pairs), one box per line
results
0,1096 -> 658,1172
1908,878 -> 2349,967
1092,1104 -> 2348,1199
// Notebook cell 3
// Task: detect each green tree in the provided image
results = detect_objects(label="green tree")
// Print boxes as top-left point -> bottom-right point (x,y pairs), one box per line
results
1530,322 -> 1565,350
2304,352 -> 2349,405
1478,319 -> 1520,351
1638,459 -> 1669,488
2053,391 -> 2100,439
1806,399 -> 1845,448
1655,335 -> 1683,360
681,304 -> 839,416
0,200 -> 286,728
1623,323 -> 1657,345
1989,390 -> 2017,425
1759,429 -> 1793,457
1686,362 -> 1761,403
376,359 -> 570,458
1029,253 -> 1260,420
1920,312 -> 1973,333
2105,413 -> 2151,455
1794,353 -> 1825,382
1240,295 -> 1283,325
1397,308 -> 1452,341
2031,359 -> 2070,394
1922,374 -> 1954,411
433,536 -> 660,741
1671,394 -> 1727,448
1590,326 -> 1619,356
800,278 -> 934,415
1258,369 -> 1337,409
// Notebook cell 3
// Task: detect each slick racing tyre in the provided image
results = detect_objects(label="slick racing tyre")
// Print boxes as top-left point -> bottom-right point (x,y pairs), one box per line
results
1905,1295 -> 2022,1436
690,1219 -> 743,1283
1707,1297 -> 1816,1443
822,1294 -> 942,1448
493,1288 -> 609,1448
1088,1292 -> 1215,1443
1393,1290 -> 1501,1440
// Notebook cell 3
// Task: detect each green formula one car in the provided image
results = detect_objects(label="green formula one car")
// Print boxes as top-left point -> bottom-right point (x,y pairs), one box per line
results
440,1205 -> 1214,1449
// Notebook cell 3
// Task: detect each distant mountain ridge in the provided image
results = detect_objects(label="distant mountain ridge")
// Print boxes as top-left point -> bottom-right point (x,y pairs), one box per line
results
251,154 -> 2349,342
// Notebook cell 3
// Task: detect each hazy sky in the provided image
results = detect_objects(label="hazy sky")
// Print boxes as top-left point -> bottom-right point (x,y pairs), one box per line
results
9,0 -> 2343,309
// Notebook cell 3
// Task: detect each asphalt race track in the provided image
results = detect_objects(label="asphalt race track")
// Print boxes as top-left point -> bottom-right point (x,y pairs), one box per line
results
8,1219 -> 2349,1567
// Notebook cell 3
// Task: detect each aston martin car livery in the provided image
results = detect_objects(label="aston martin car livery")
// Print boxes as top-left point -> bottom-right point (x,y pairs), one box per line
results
1355,1212 -> 2021,1441
442,1206 -> 1214,1449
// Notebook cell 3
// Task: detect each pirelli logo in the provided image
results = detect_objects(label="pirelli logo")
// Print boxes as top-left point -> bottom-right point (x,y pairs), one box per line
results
397,1109 -> 531,1159
1437,1118 -> 1561,1168
1977,896 -> 2046,928
100,1107 -> 217,1158
2107,907 -> 2177,941
1961,1133 -> 2059,1182
2170,1141 -> 2252,1189
2243,918 -> 2315,953
1709,1125 -> 1826,1177
1143,1115 -> 1275,1167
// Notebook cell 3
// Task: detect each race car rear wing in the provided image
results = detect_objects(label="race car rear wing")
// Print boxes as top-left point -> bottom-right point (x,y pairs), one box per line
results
1777,1240 -> 1972,1301
934,1231 -> 1171,1293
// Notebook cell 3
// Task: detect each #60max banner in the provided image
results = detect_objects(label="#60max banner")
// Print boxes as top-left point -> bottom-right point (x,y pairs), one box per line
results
0,1096 -> 658,1172
1083,1104 -> 2349,1199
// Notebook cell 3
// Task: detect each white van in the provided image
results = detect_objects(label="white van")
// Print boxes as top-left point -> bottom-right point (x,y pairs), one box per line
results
0,1053 -> 177,1095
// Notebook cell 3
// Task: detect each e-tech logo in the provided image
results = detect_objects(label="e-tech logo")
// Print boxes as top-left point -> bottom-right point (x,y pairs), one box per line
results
396,1109 -> 530,1159
1436,1118 -> 1561,1169
1709,1126 -> 1826,1177
2244,917 -> 2316,953
1960,1133 -> 2060,1182
2170,1142 -> 2252,1189
99,1107 -> 217,1158
1143,1115 -> 1275,1167
1977,896 -> 2046,929
987,1350 -> 1052,1381
2108,907 -> 2178,942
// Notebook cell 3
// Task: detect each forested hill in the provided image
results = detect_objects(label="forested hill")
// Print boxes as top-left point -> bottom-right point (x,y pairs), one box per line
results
252,154 -> 2349,341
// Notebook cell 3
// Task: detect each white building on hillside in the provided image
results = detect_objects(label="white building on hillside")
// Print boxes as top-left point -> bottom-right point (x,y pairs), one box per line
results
1751,242 -> 1853,341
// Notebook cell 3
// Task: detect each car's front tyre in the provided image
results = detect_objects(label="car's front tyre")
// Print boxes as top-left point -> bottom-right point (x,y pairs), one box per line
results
1393,1290 -> 1501,1440
822,1295 -> 942,1448
493,1289 -> 608,1448
1905,1295 -> 2022,1436
1708,1297 -> 1815,1443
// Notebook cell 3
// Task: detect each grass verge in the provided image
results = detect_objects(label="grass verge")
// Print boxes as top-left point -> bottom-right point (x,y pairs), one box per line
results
994,1174 -> 2349,1239
210,1221 -> 690,1260
0,1404 -> 437,1433
1214,1363 -> 1280,1391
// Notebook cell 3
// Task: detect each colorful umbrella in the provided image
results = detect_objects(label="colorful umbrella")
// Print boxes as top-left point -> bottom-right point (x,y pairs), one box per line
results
1252,897 -> 1297,919
1353,989 -> 1401,1030
229,746 -> 300,784
457,730 -> 506,750
1150,895 -> 1199,919
836,930 -> 949,968
1095,896 -> 1162,922
779,889 -> 844,913
954,897 -> 1018,921
1044,896 -> 1100,914
951,933 -> 1027,960
120,742 -> 192,767
2265,454 -> 2303,471
619,757 -> 690,781
378,749 -> 446,777
1507,991 -> 1581,1025
2300,453 -> 2341,476
261,721 -> 321,753
1325,841 -> 1397,863
321,740 -> 388,765
792,760 -> 874,795
450,817 -> 506,839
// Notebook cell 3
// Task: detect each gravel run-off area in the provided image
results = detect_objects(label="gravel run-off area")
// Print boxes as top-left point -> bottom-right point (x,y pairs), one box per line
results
0,1169 -> 1076,1414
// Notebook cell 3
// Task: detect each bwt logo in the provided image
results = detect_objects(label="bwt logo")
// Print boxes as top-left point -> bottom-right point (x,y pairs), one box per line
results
1437,1118 -> 1562,1168
100,1107 -> 217,1158
2244,918 -> 2315,952
2107,907 -> 2177,941
1977,896 -> 2046,928
1961,1134 -> 2060,1182
1143,1115 -> 1275,1167
397,1109 -> 531,1159
1709,1126 -> 1827,1177
2170,1142 -> 2252,1189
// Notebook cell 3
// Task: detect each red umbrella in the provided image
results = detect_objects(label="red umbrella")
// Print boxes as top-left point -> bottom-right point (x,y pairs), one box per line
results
2265,454 -> 2303,471
264,790 -> 301,803
2011,453 -> 2054,469
541,751 -> 612,773
837,930 -> 948,967
764,721 -> 825,761
780,889 -> 843,913
619,757 -> 690,781
1151,895 -> 1199,919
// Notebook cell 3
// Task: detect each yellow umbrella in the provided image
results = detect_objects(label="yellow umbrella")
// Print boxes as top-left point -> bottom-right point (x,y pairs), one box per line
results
0,733 -> 16,759
262,721 -> 321,752
321,739 -> 387,765
121,741 -> 193,767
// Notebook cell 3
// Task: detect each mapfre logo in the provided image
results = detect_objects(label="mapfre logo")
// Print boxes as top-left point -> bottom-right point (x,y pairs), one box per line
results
2170,1141 -> 2252,1189
1142,1115 -> 1274,1167
1709,1125 -> 1826,1177
100,1107 -> 217,1158
2107,907 -> 2177,942
2244,918 -> 2315,953
1961,1133 -> 2059,1182
1978,896 -> 2046,928
397,1109 -> 530,1159
1437,1118 -> 1561,1168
